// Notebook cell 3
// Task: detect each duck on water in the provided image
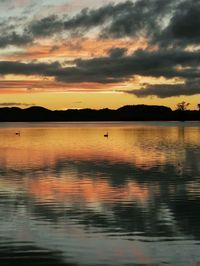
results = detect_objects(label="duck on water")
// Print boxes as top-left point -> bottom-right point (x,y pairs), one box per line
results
104,132 -> 108,137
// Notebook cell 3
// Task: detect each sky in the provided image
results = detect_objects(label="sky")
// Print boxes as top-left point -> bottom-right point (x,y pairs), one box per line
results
0,0 -> 200,110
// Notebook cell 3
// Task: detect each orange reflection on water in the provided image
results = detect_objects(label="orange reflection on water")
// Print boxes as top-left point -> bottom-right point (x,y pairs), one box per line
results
27,176 -> 150,205
0,124 -> 186,170
0,124 -> 199,185
0,122 -> 200,244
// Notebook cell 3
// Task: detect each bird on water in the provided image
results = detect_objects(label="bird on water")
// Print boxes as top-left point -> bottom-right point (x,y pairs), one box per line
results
104,132 -> 108,137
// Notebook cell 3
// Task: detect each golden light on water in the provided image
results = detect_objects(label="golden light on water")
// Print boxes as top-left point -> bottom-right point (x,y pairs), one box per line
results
1,124 -> 199,205
0,125 -> 187,169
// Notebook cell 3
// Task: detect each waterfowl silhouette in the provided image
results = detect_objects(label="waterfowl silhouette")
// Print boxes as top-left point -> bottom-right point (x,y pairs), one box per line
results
15,131 -> 20,136
104,132 -> 108,137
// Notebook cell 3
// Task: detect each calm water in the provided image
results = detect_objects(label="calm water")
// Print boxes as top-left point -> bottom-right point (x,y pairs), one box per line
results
0,122 -> 200,266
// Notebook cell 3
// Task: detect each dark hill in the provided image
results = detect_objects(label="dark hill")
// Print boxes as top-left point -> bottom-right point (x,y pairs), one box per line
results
25,106 -> 50,112
116,105 -> 172,121
0,104 -> 199,122
117,104 -> 171,112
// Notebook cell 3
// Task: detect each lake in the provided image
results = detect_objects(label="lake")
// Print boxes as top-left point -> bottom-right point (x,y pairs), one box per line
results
0,122 -> 200,265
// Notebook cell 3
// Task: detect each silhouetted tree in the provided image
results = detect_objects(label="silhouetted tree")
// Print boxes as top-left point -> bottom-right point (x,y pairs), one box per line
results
176,101 -> 190,111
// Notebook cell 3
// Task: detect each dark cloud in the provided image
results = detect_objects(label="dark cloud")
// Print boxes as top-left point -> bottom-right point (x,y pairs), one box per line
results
155,0 -> 200,47
57,49 -> 200,83
0,0 -> 199,49
63,1 -> 134,31
0,49 -> 200,85
0,48 -> 199,97
61,0 -> 200,49
0,0 -> 200,100
61,0 -> 199,48
0,102 -> 34,107
0,16 -> 32,48
0,61 -> 61,76
108,47 -> 127,58
27,15 -> 63,37
23,1 -> 137,38
20,0 -> 175,40
126,80 -> 200,98
0,32 -> 32,48
101,0 -> 175,39
61,0 -> 198,48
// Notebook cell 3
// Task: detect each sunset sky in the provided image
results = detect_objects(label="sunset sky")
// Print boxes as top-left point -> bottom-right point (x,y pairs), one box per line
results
0,0 -> 200,110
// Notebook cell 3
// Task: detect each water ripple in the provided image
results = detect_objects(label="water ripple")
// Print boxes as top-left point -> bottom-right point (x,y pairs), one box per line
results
0,122 -> 200,265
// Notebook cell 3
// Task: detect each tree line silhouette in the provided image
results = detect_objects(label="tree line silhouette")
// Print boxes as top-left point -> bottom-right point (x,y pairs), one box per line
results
0,103 -> 199,122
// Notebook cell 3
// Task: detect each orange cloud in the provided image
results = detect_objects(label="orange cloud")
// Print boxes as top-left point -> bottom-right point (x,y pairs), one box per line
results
0,78 -> 125,93
1,37 -> 148,61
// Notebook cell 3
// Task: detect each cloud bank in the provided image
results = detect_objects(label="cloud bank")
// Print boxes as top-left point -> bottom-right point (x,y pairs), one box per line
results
0,0 -> 200,98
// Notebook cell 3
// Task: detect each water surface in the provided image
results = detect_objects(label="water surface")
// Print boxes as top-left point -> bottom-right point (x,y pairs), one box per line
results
0,122 -> 200,265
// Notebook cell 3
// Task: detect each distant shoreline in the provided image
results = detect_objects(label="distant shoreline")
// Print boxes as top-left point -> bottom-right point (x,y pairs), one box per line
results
0,104 -> 199,122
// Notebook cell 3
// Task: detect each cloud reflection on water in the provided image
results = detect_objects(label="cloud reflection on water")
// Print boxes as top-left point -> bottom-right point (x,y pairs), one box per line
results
0,123 -> 200,265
